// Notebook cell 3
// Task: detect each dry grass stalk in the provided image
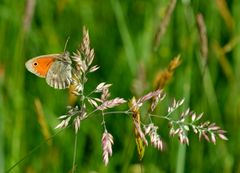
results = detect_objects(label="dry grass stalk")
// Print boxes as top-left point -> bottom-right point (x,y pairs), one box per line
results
196,13 -> 208,66
213,42 -> 234,82
22,0 -> 36,34
129,97 -> 147,160
34,98 -> 52,145
222,36 -> 240,53
153,55 -> 181,90
153,0 -> 177,50
216,0 -> 235,30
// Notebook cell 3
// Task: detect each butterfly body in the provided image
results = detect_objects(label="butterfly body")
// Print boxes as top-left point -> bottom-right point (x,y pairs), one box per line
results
25,52 -> 72,89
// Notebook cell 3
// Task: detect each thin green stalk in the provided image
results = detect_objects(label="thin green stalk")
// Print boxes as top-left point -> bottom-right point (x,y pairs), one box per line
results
176,67 -> 191,173
72,133 -> 78,173
6,129 -> 65,173
175,1 -> 195,172
198,58 -> 221,118
175,50 -> 192,173
110,0 -> 137,75
0,71 -> 4,173
176,145 -> 186,173
10,29 -> 25,173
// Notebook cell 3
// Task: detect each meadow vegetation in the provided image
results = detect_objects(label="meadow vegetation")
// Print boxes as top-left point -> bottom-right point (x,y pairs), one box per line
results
0,0 -> 239,173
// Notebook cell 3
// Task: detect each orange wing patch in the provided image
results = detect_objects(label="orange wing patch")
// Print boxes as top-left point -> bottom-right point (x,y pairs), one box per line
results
32,57 -> 56,77
25,54 -> 59,78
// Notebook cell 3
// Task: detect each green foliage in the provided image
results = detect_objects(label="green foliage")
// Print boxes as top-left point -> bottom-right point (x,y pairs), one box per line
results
1,0 -> 239,172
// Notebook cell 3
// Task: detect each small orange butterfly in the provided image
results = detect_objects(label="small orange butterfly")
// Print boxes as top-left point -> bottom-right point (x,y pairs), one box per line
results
25,52 -> 73,89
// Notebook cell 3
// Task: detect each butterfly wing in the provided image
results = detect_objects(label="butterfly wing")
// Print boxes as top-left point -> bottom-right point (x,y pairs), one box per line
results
26,53 -> 72,89
46,60 -> 72,89
25,54 -> 59,77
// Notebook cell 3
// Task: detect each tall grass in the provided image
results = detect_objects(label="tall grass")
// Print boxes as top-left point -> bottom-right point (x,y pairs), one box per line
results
1,0 -> 239,172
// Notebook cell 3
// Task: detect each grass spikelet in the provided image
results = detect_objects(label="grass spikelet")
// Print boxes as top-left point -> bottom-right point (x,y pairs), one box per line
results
129,97 -> 147,160
153,55 -> 181,90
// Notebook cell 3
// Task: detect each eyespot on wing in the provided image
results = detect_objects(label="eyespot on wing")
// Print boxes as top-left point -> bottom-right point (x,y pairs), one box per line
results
25,54 -> 59,77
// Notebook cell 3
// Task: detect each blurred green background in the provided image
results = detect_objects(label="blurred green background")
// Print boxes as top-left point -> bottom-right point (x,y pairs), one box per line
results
1,0 -> 239,172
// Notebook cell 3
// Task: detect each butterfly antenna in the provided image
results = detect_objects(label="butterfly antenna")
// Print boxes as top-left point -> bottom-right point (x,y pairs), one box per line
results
64,36 -> 70,53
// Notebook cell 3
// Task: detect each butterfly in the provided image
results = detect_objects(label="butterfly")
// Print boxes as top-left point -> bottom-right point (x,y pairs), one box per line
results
25,52 -> 73,89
